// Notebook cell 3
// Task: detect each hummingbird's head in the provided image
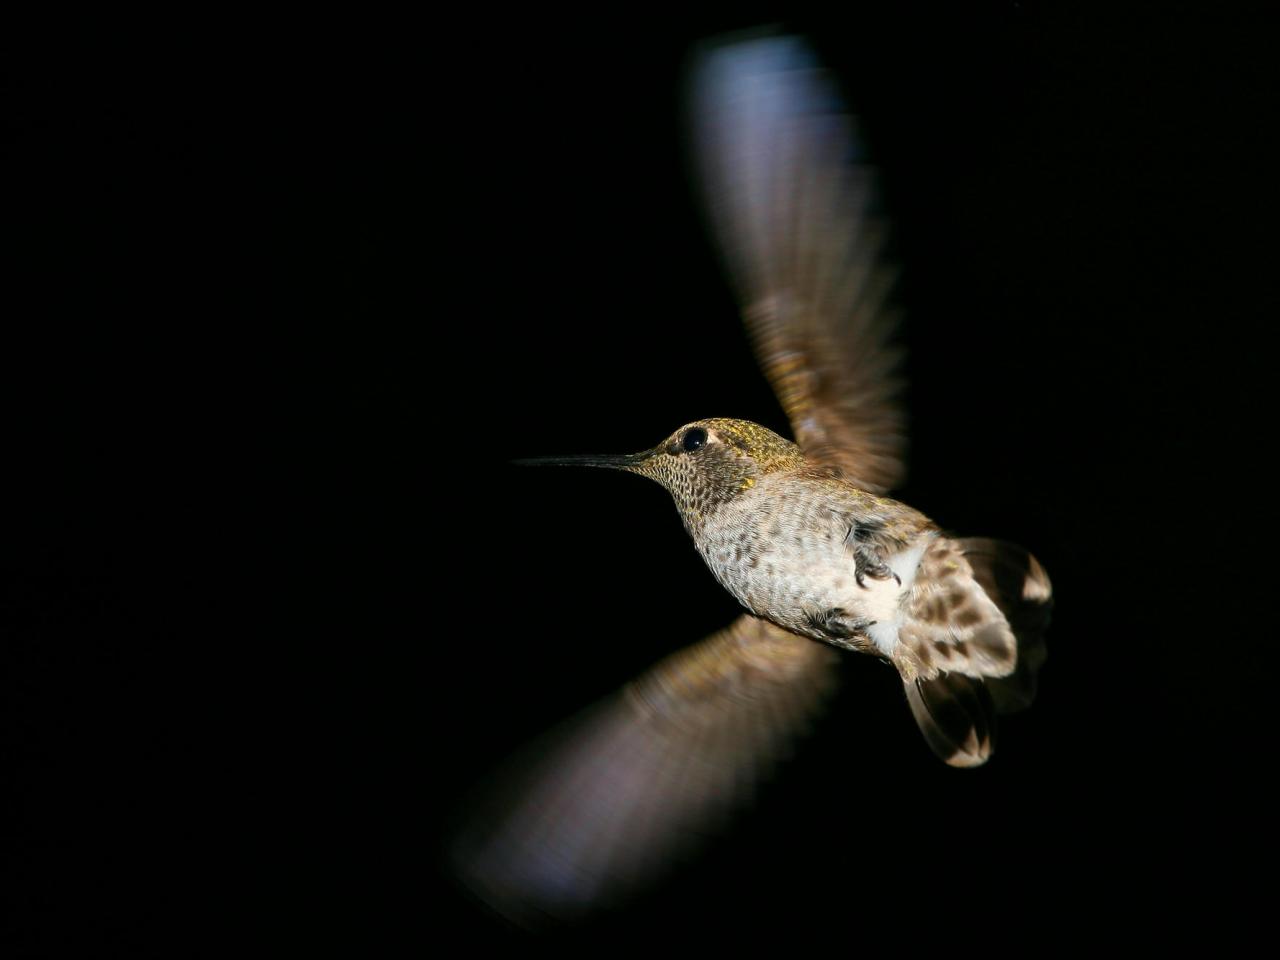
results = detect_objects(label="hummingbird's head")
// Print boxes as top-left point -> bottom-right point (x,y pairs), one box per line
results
520,418 -> 804,526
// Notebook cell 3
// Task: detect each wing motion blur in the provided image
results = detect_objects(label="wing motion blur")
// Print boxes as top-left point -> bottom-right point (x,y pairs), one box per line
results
452,616 -> 839,924
693,35 -> 905,493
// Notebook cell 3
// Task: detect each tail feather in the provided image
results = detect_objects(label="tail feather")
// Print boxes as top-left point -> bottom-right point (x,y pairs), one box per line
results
904,673 -> 994,768
899,537 -> 1053,765
955,537 -> 1053,714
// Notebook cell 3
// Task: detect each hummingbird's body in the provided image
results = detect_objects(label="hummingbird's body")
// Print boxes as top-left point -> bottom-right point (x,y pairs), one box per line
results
603,416 -> 1040,714
698,468 -> 936,657
455,34 -> 1053,924
668,421 -> 937,658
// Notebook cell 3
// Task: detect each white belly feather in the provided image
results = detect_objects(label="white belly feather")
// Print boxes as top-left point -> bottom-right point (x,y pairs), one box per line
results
862,539 -> 930,656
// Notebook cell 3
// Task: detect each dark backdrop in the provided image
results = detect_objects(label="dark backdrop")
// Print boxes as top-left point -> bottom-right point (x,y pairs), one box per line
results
5,5 -> 1275,954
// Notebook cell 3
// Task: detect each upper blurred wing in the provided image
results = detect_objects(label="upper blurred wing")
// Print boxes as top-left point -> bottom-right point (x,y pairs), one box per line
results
451,615 -> 838,925
692,35 -> 905,492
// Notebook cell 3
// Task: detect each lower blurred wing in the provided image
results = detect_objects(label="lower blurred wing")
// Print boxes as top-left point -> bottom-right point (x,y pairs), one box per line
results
451,615 -> 839,925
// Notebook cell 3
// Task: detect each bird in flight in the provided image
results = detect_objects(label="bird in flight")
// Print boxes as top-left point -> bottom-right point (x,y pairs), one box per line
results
454,32 -> 1052,924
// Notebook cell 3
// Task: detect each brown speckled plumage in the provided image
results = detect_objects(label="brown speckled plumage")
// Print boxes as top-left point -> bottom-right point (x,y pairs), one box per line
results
630,420 -> 937,644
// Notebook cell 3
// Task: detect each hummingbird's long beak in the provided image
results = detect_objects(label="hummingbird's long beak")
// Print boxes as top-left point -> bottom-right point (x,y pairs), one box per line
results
513,449 -> 654,471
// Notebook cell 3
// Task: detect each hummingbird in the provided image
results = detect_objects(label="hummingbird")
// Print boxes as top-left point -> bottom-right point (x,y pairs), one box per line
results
454,33 -> 1052,922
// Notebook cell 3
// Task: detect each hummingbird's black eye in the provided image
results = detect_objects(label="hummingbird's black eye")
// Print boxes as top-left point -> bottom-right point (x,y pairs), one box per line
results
681,428 -> 708,452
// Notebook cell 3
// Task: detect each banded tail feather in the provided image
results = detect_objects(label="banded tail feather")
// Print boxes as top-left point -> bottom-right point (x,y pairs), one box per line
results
897,537 -> 1053,766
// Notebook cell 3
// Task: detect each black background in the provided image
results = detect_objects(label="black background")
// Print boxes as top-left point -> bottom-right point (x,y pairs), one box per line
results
5,4 -> 1276,954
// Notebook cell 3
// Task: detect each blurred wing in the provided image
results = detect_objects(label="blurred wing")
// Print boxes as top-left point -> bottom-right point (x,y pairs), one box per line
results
692,35 -> 905,492
452,615 -> 838,925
